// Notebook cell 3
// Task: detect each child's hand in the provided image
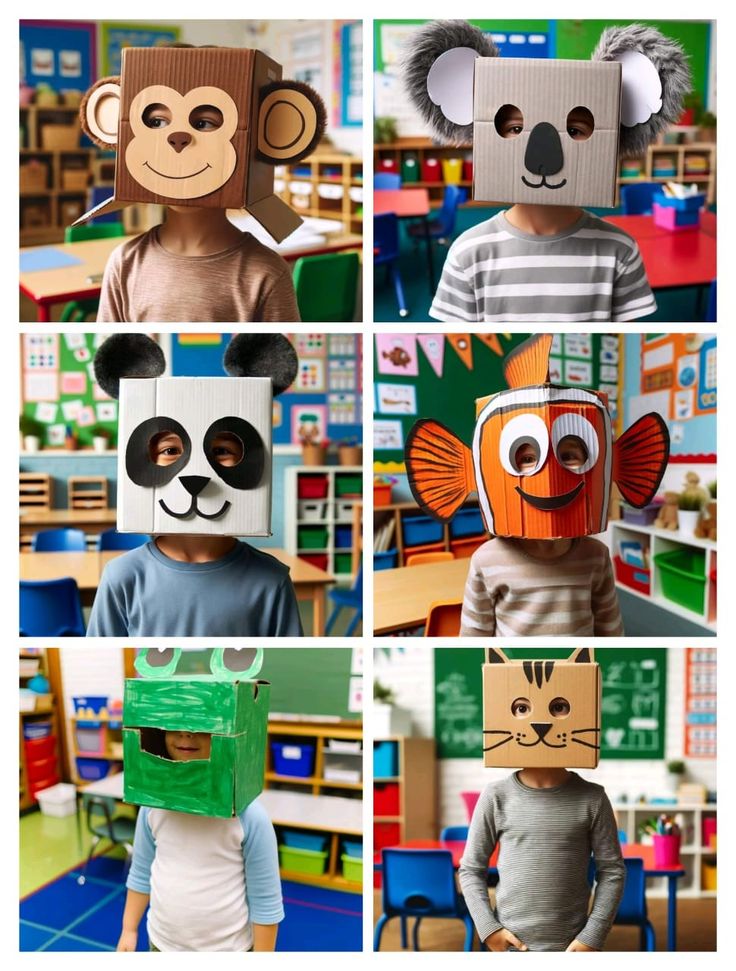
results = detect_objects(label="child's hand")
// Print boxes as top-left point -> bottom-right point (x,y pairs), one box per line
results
116,930 -> 138,951
485,928 -> 528,951
566,940 -> 597,952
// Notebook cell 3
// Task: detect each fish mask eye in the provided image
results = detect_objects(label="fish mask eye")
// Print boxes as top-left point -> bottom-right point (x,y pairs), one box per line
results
551,415 -> 599,474
499,414 -> 550,476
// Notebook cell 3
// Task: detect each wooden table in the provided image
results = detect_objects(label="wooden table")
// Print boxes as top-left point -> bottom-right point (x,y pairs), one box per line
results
373,558 -> 469,634
374,188 -> 435,291
20,546 -> 333,635
19,507 -> 117,548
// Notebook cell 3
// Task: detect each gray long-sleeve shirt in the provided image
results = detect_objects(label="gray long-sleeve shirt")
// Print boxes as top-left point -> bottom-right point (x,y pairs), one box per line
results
458,772 -> 625,951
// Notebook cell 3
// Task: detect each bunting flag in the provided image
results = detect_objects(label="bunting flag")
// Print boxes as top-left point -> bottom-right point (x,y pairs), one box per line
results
447,334 -> 474,370
417,334 -> 445,377
477,334 -> 506,357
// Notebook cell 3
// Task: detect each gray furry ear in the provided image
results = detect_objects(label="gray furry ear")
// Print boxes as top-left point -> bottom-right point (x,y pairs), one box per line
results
403,19 -> 498,145
93,334 -> 165,400
223,334 -> 298,397
592,24 -> 692,158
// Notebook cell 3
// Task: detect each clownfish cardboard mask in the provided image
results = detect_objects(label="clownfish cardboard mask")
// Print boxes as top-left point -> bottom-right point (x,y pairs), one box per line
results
482,647 -> 601,769
405,334 -> 669,540
77,47 -> 326,241
93,333 -> 298,536
403,21 -> 691,208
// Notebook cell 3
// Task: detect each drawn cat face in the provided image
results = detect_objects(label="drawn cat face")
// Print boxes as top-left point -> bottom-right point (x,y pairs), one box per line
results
482,647 -> 601,769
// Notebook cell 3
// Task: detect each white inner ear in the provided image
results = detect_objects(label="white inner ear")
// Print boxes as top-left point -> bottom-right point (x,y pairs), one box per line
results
617,49 -> 663,128
87,82 -> 121,144
426,47 -> 479,126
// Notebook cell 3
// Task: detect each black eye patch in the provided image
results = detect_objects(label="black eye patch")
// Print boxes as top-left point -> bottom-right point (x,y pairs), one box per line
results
126,416 -> 191,487
203,416 -> 265,489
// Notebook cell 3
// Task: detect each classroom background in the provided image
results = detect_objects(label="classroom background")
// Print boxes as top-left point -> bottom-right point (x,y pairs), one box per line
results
373,19 -> 716,322
19,332 -> 364,637
373,646 -> 716,952
20,646 -> 363,952
19,18 -> 363,322
372,332 -> 717,637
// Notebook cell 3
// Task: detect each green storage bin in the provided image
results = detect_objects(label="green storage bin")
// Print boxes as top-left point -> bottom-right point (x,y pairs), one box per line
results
298,526 -> 329,550
341,852 -> 363,883
401,156 -> 419,183
335,474 -> 362,497
654,548 -> 707,614
279,844 -> 328,875
335,553 -> 352,574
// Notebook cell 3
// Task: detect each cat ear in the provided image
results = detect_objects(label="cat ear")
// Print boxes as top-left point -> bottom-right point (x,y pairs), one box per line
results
485,647 -> 510,664
569,647 -> 595,663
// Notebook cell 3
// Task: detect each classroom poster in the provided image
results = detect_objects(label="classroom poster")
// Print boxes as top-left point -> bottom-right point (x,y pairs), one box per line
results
100,23 -> 180,75
20,21 -> 96,92
375,335 -> 418,376
684,648 -> 717,758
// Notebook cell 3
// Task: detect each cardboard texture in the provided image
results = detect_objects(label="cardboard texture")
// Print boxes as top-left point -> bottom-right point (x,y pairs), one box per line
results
482,648 -> 601,769
472,58 -> 622,208
117,376 -> 273,535
123,677 -> 270,818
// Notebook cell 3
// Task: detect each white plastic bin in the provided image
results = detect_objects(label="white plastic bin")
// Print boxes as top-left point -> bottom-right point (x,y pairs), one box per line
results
36,782 -> 77,818
299,501 -> 328,522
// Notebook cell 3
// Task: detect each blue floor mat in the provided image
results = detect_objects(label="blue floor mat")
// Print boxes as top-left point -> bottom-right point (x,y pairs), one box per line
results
279,880 -> 362,952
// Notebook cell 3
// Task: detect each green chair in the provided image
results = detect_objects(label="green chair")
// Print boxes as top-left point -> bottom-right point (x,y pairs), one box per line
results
77,793 -> 136,886
293,252 -> 360,322
61,222 -> 125,322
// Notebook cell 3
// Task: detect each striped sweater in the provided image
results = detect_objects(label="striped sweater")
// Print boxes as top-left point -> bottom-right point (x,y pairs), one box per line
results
458,772 -> 625,951
429,210 -> 656,323
459,537 -> 624,637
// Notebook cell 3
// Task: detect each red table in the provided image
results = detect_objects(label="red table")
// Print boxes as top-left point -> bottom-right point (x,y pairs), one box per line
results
374,188 -> 435,291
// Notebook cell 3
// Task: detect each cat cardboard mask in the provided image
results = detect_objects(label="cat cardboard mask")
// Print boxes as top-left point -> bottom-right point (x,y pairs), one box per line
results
77,46 -> 326,241
483,647 -> 601,769
403,21 -> 691,207
405,334 -> 669,540
123,648 -> 269,817
93,333 -> 298,536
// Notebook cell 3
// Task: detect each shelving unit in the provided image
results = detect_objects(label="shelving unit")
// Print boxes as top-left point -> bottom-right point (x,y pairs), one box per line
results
69,713 -> 123,784
20,649 -> 61,813
619,141 -> 717,206
68,475 -> 109,511
19,472 -> 53,512
373,736 -> 437,853
374,498 -> 486,570
274,152 -> 363,235
375,138 -> 473,209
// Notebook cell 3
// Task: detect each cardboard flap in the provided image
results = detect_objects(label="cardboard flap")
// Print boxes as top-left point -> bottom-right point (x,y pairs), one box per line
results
72,196 -> 129,227
246,194 -> 303,243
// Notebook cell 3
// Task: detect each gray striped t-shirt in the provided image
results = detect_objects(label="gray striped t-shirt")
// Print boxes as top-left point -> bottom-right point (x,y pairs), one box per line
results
430,210 -> 656,323
458,772 -> 625,951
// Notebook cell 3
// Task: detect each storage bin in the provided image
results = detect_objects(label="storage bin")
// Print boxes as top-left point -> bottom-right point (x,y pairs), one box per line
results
73,696 -> 108,718
374,548 -> 398,570
19,161 -> 48,193
335,501 -> 354,522
62,169 -> 89,191
349,186 -> 363,203
30,775 -> 60,801
279,845 -> 328,875
341,853 -> 363,883
326,739 -> 362,754
450,507 -> 485,538
299,553 -> 328,571
335,474 -> 362,497
20,658 -> 40,677
76,724 -> 106,754
374,782 -> 400,815
622,502 -> 662,526
23,721 -> 51,740
403,515 -> 443,546
271,741 -> 316,778
374,822 -> 401,850
450,536 -> 485,559
702,817 -> 717,849
24,735 -> 56,760
343,840 -> 363,858
76,757 -> 109,781
422,158 -> 441,182
654,549 -> 707,614
334,553 -> 352,574
26,756 -> 58,783
323,754 -> 362,784
401,157 -> 419,183
41,124 -> 79,150
653,202 -> 701,232
298,475 -> 329,499
374,484 -> 392,506
298,501 -> 327,521
614,555 -> 651,595
335,525 -> 353,549
35,782 -> 77,817
298,526 -> 329,550
282,830 -> 328,853
441,158 -> 463,184
702,859 -> 717,891
19,689 -> 36,712
317,183 -> 344,200
378,158 -> 398,175
462,160 -> 473,182
374,740 -> 398,777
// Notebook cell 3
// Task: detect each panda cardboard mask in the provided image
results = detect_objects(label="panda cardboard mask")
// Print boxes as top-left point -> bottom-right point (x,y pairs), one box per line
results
403,21 -> 691,208
94,333 -> 297,536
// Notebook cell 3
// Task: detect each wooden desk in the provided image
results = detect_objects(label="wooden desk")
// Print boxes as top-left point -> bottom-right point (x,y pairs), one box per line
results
374,188 -> 435,291
19,508 -> 117,548
373,558 -> 468,634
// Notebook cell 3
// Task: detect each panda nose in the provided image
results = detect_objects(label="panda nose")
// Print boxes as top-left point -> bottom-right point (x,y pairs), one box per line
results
168,131 -> 192,153
524,122 -> 564,176
179,475 -> 210,497
531,723 -> 552,741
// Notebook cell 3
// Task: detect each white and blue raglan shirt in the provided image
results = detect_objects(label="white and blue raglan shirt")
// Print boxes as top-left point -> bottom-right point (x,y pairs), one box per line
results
126,800 -> 284,951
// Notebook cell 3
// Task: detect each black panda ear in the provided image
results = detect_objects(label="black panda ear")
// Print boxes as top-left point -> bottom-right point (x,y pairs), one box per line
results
223,334 -> 298,397
93,334 -> 165,400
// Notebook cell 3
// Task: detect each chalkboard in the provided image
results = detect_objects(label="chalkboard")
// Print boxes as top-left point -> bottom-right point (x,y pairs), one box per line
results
434,648 -> 666,760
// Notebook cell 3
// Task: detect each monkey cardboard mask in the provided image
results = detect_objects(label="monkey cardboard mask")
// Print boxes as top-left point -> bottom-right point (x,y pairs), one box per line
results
124,647 -> 269,817
482,647 -> 601,769
405,334 -> 669,540
78,47 -> 326,241
403,21 -> 691,207
93,333 -> 297,536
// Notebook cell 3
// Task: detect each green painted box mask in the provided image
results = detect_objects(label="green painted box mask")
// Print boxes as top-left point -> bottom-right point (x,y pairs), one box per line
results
123,677 -> 270,818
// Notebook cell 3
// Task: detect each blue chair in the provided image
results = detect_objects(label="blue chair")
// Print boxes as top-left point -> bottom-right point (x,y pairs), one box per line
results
374,848 -> 475,952
375,172 -> 402,190
20,578 -> 85,636
620,182 -> 658,215
618,829 -> 628,845
441,826 -> 469,841
408,184 -> 463,245
325,565 -> 362,636
374,214 -> 409,318
590,857 -> 655,951
77,794 -> 136,886
32,528 -> 87,552
97,529 -> 149,551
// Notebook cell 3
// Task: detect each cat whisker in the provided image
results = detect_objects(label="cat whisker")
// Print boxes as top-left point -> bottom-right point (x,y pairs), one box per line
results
571,728 -> 600,734
483,730 -> 512,735
483,736 -> 514,752
571,738 -> 600,750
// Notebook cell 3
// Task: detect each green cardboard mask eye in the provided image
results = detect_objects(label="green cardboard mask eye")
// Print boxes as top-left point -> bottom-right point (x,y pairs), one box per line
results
135,648 -> 182,678
210,648 -> 264,681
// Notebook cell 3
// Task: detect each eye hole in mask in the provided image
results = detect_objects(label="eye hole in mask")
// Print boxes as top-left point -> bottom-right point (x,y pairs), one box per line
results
203,417 -> 265,489
126,417 -> 192,487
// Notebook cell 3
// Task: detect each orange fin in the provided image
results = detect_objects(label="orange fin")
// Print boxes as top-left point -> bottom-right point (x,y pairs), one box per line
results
613,413 -> 670,507
405,419 -> 474,523
503,334 -> 553,388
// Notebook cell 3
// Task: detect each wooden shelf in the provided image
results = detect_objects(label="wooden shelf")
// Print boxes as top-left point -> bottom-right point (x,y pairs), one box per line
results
374,736 -> 437,851
275,152 -> 363,234
19,649 -> 61,813
374,498 -> 486,568
617,138 -> 716,206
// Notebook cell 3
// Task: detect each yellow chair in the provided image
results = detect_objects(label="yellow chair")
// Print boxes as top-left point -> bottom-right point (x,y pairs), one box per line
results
424,600 -> 463,636
406,551 -> 455,567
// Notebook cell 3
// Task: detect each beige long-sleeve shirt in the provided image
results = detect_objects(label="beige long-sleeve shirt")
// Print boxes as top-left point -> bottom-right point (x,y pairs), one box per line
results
460,536 -> 624,637
97,227 -> 300,323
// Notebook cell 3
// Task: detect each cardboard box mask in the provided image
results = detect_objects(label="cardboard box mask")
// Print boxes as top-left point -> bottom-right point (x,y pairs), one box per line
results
403,21 -> 691,208
93,333 -> 298,536
123,648 -> 269,818
405,334 -> 669,539
77,47 -> 326,241
482,647 -> 601,769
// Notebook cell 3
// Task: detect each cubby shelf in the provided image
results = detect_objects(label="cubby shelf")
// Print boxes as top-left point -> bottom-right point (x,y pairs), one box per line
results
374,499 -> 486,569
274,152 -> 363,235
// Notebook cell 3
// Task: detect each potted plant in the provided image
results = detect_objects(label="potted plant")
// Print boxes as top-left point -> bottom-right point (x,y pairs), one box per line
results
374,116 -> 398,145
374,679 -> 412,737
338,436 -> 362,467
297,412 -> 328,465
677,493 -> 702,538
20,414 -> 43,452
666,759 -> 686,797
699,111 -> 716,143
707,480 -> 716,501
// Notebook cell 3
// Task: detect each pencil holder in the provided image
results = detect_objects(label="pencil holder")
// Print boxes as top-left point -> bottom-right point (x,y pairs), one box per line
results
653,833 -> 681,867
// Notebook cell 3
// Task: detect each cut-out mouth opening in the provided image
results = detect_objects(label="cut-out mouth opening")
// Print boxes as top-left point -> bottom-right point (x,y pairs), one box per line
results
139,727 -> 213,762
515,480 -> 584,510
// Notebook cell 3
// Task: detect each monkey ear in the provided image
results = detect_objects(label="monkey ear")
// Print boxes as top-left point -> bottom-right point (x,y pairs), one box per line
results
223,334 -> 298,397
93,334 -> 165,400
257,81 -> 326,164
592,25 -> 692,158
79,76 -> 122,150
403,20 -> 499,145
569,647 -> 595,664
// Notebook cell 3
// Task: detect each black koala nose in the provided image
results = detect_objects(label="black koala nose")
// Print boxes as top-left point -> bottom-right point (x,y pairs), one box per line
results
179,475 -> 210,497
168,131 -> 192,153
524,122 -> 564,176
531,723 -> 552,741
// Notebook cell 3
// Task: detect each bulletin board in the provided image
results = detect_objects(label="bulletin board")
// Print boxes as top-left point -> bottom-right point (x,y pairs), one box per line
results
100,22 -> 181,75
261,647 -> 363,721
338,22 -> 363,127
434,648 -> 666,760
684,647 -> 716,758
20,20 -> 97,93
21,333 -> 117,449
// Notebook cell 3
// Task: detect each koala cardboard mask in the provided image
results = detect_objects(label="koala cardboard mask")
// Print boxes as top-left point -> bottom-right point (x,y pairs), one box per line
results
93,333 -> 298,536
78,47 -> 326,241
123,648 -> 269,817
